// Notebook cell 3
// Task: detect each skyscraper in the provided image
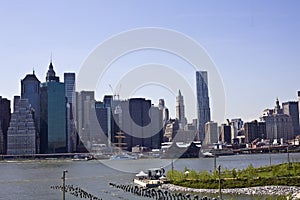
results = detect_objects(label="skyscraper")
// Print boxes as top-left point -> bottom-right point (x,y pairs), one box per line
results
64,73 -> 76,117
176,90 -> 186,129
40,61 -> 67,153
204,121 -> 218,144
231,118 -> 243,142
282,101 -> 299,136
219,123 -> 231,144
243,120 -> 266,143
298,91 -> 300,132
260,98 -> 293,142
64,73 -> 76,152
76,91 -> 95,147
21,71 -> 40,152
46,62 -> 59,82
0,122 -> 2,153
95,95 -> 113,147
111,98 -> 163,151
196,71 -> 211,141
7,97 -> 36,155
158,99 -> 169,133
0,96 -> 11,154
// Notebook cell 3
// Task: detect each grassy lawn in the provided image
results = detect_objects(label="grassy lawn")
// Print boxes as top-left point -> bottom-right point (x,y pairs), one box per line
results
166,162 -> 300,189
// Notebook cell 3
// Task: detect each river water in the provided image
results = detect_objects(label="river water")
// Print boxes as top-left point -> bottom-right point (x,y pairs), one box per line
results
0,153 -> 299,200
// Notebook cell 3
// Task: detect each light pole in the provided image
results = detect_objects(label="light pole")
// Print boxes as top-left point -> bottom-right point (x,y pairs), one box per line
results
171,159 -> 174,181
218,165 -> 222,200
62,170 -> 68,200
269,145 -> 272,166
287,145 -> 290,176
214,155 -> 217,172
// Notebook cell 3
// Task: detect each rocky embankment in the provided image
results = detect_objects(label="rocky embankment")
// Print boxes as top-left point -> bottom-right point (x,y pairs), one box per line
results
161,184 -> 300,199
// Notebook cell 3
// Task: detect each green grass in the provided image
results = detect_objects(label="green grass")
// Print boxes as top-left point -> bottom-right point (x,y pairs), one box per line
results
166,162 -> 300,189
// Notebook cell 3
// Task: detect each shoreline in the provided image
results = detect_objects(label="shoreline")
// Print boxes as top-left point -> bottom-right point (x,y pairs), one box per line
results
161,184 -> 300,199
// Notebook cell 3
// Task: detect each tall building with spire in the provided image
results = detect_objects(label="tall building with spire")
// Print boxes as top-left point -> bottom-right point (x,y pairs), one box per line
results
196,71 -> 211,141
40,61 -> 66,153
176,90 -> 186,129
260,98 -> 293,142
46,61 -> 59,82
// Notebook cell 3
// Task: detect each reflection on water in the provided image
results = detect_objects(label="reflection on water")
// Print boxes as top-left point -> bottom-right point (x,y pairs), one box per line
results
0,153 -> 299,200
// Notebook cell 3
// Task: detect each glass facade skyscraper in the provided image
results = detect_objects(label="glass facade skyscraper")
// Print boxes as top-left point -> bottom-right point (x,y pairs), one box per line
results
64,73 -> 76,152
196,71 -> 211,142
64,73 -> 76,113
40,62 -> 66,153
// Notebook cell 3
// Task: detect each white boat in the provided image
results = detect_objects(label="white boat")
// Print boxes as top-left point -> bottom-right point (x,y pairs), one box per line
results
133,178 -> 162,188
109,153 -> 137,160
202,151 -> 215,158
71,154 -> 95,161
133,168 -> 166,188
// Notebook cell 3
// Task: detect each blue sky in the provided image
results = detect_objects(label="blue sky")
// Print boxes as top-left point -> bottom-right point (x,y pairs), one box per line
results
0,0 -> 300,123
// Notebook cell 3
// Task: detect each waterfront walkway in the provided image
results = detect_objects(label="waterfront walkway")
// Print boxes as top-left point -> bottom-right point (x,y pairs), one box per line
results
161,184 -> 300,199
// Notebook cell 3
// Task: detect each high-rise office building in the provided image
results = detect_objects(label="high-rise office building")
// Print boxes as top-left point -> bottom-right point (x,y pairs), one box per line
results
298,91 -> 300,132
163,119 -> 179,142
243,120 -> 266,143
64,73 -> 76,103
230,118 -> 243,143
76,91 -> 110,151
176,90 -> 186,129
21,71 -> 40,128
282,101 -> 299,137
21,71 -> 40,152
7,97 -> 36,155
76,91 -> 95,148
95,95 -> 113,147
148,105 -> 163,148
204,121 -> 218,144
40,62 -> 66,153
0,122 -> 2,152
219,123 -> 231,144
86,101 -> 107,149
260,98 -> 293,142
158,99 -> 169,133
196,71 -> 211,141
111,98 -> 163,151
0,96 -> 11,154
64,73 -> 76,152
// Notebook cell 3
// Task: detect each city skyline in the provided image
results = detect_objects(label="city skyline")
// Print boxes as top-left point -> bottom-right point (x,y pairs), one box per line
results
0,57 -> 299,155
0,1 -> 300,123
